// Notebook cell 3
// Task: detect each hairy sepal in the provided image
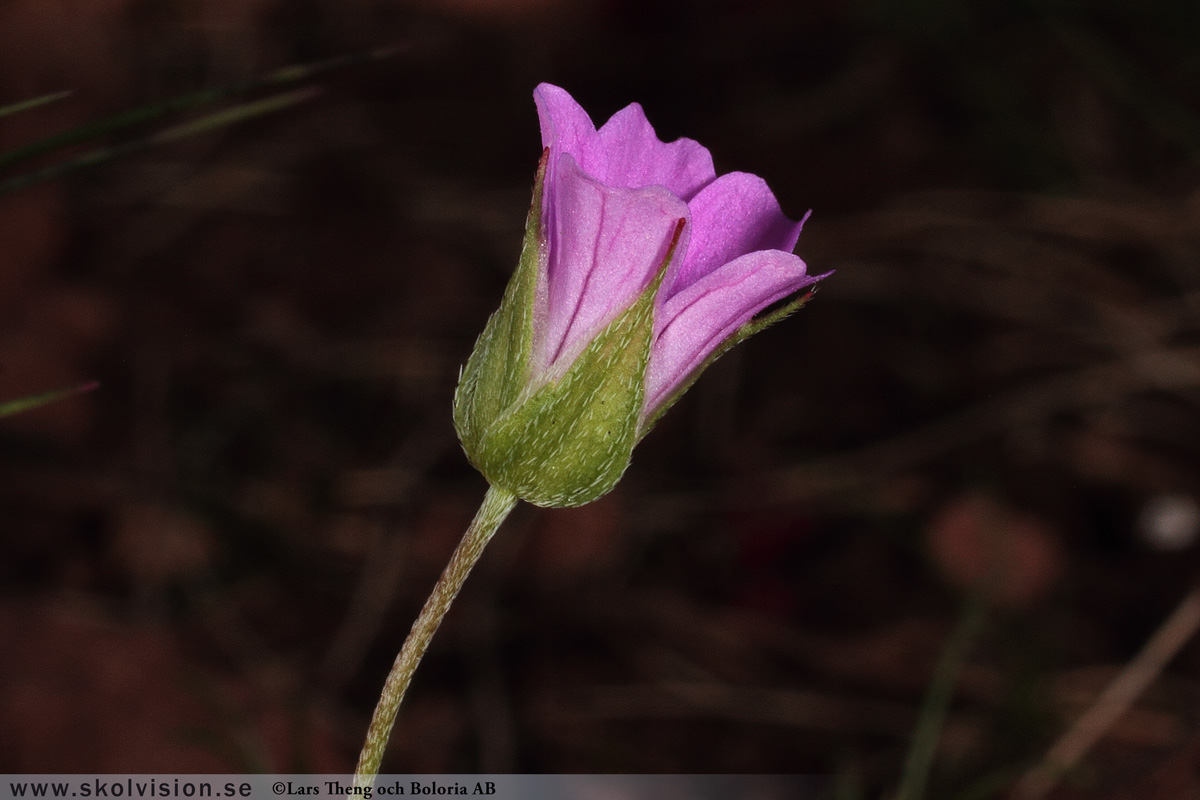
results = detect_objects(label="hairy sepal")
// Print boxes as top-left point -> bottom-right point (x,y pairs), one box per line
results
453,151 -> 547,456
474,219 -> 685,508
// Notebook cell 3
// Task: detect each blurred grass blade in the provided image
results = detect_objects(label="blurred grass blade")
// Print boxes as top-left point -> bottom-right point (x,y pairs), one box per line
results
0,88 -> 319,196
0,381 -> 98,418
895,595 -> 988,800
0,46 -> 397,173
0,90 -> 72,120
150,87 -> 319,145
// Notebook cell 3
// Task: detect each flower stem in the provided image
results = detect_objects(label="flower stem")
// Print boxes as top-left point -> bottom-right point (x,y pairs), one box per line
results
354,485 -> 518,785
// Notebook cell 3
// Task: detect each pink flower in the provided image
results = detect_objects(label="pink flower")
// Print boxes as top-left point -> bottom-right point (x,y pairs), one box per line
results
454,84 -> 824,507
531,83 -> 822,422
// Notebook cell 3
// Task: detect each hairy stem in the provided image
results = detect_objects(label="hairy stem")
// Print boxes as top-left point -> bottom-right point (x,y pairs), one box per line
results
354,485 -> 518,784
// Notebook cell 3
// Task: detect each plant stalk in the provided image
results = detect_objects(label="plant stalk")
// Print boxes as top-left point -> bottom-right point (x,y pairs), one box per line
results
354,485 -> 518,784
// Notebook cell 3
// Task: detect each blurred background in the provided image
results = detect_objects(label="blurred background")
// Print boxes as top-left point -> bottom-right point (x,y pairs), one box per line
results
2,0 -> 1200,796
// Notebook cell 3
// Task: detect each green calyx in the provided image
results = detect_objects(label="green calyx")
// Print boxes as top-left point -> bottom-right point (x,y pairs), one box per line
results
453,155 -> 685,508
452,150 -> 548,453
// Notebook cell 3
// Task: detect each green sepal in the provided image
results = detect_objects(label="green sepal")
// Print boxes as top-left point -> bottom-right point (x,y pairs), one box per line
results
453,150 -> 547,453
637,287 -> 817,440
467,219 -> 686,508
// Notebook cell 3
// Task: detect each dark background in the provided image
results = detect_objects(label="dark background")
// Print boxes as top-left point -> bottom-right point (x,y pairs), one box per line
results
2,0 -> 1200,795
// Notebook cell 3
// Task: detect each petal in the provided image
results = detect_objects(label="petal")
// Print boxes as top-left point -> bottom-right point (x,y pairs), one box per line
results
534,83 -> 597,158
534,153 -> 690,379
668,171 -> 805,297
645,250 -> 819,413
593,102 -> 715,200
533,84 -> 715,201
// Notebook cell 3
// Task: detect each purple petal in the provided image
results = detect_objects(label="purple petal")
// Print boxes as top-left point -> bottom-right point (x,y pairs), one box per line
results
534,83 -> 715,201
533,152 -> 691,379
534,83 -> 597,160
592,102 -> 715,200
667,172 -> 805,298
645,250 -> 819,413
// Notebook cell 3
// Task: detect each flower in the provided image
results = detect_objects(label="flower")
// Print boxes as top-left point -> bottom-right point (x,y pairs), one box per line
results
454,83 -> 825,508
